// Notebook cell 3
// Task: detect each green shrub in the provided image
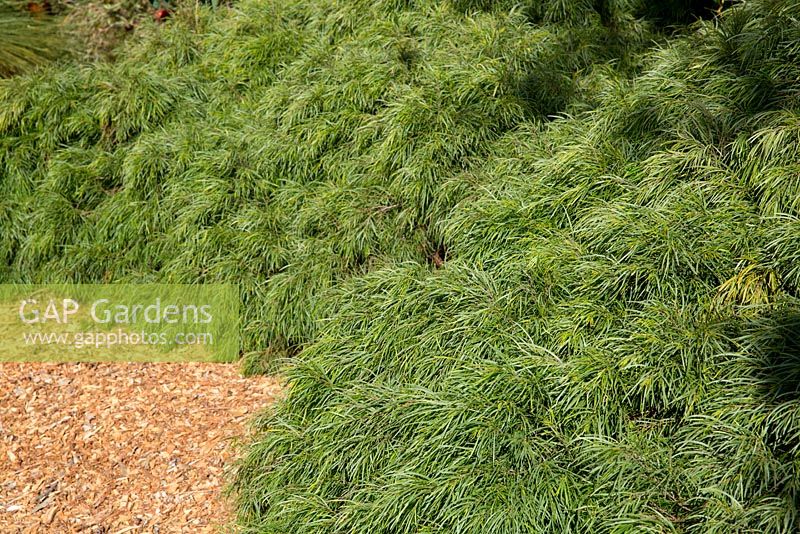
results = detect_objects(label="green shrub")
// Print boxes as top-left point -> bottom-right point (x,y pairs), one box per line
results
228,1 -> 800,532
0,0 -> 647,361
3,0 -> 800,531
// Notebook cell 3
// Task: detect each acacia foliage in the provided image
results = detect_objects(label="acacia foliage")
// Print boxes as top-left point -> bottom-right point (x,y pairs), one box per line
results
230,1 -> 800,532
3,0 -> 800,531
0,0 -> 651,365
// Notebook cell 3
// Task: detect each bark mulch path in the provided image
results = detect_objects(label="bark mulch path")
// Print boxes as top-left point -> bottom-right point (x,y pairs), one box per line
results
0,363 -> 281,533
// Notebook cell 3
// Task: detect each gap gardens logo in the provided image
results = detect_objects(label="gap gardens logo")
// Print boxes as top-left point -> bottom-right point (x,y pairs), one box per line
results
0,284 -> 239,362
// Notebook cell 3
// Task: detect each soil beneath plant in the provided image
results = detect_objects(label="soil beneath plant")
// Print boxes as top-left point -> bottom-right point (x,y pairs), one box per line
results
0,363 -> 281,533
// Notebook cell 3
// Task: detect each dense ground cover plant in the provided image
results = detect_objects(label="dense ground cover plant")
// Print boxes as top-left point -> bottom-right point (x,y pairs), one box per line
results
3,0 -> 800,531
230,1 -> 800,532
0,0 -> 652,367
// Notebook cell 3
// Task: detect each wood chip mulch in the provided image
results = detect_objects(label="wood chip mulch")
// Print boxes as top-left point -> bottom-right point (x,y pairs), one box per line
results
0,363 -> 282,533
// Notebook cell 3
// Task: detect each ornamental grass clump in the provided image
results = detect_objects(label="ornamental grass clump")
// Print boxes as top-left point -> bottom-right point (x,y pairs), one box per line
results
0,1 -> 64,77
